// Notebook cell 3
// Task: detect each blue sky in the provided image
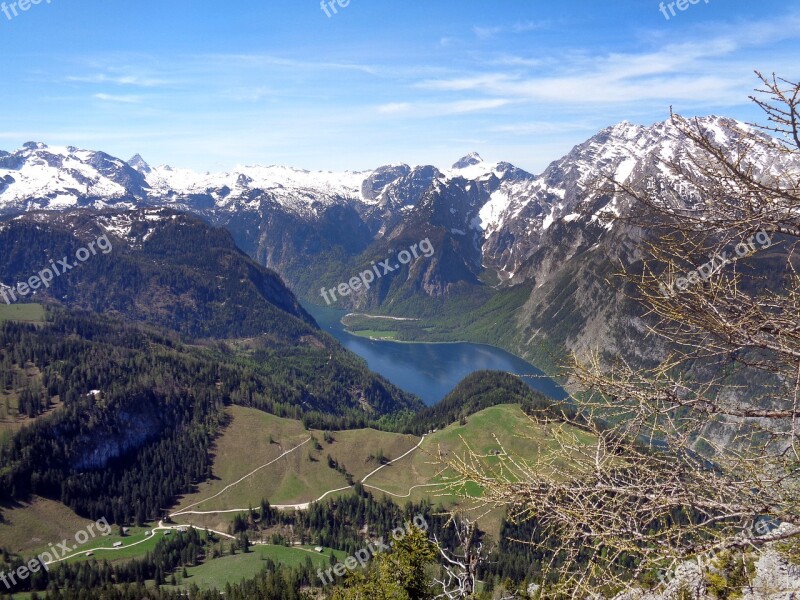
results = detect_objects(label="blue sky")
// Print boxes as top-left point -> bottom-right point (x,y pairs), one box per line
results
0,0 -> 798,173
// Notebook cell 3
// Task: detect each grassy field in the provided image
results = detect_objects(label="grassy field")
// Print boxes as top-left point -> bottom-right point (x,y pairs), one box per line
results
170,404 -> 595,539
158,544 -> 346,591
171,406 -> 419,519
58,527 -> 170,564
1,404 -> 594,578
2,540 -> 346,597
0,303 -> 45,325
0,497 -> 100,555
365,404 -> 595,502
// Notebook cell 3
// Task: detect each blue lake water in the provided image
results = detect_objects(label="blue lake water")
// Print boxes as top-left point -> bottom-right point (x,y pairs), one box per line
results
304,304 -> 567,406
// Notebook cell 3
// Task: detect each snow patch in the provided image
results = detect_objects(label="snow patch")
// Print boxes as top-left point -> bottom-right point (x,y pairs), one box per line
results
478,189 -> 511,234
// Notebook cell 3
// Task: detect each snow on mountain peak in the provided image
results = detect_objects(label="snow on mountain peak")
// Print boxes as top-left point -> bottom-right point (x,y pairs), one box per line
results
1,115 -> 789,241
452,152 -> 485,169
447,152 -> 501,181
128,154 -> 152,175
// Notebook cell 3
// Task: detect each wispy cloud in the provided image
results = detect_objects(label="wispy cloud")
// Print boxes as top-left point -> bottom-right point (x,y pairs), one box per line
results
222,87 -> 277,102
473,26 -> 504,40
490,120 -> 600,136
448,99 -> 511,113
378,102 -> 412,114
473,20 -> 549,39
377,99 -> 511,118
93,93 -> 142,104
418,20 -> 800,107
67,74 -> 170,87
204,54 -> 380,76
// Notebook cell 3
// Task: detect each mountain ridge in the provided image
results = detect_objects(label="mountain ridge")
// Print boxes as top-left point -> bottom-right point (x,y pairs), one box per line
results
2,115 -> 795,378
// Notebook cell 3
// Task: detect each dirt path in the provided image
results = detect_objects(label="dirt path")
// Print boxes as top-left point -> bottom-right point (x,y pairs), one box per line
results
170,437 -> 312,517
171,435 -> 428,517
46,522 -> 235,566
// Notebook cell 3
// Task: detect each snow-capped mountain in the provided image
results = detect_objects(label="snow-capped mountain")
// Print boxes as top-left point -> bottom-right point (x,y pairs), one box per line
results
1,116 -> 764,250
1,115 -> 793,370
0,142 -> 374,218
478,116 -> 796,284
0,142 -> 149,211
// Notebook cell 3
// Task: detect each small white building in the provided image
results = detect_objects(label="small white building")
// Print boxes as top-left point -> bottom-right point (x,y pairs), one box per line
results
112,541 -> 123,548
314,546 -> 324,553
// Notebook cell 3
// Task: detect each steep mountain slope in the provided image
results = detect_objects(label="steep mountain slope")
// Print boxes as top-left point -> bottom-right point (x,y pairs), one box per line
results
0,208 -> 427,527
0,209 -> 422,418
1,116 -> 794,374
0,304 -> 421,524
0,208 -> 316,339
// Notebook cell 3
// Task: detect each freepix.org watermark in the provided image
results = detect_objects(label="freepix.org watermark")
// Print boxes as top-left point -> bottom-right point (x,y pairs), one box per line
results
0,234 -> 112,305
0,517 -> 111,592
658,230 -> 772,299
1,0 -> 52,23
319,238 -> 434,306
320,0 -> 350,18
316,514 -> 428,585
658,0 -> 709,21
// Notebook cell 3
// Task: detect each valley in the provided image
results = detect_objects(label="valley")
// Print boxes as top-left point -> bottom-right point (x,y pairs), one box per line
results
3,1 -> 799,597
306,303 -> 567,405
0,92 -> 797,599
0,401 -> 593,595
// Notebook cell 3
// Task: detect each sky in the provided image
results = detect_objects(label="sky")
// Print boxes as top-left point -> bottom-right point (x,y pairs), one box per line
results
0,0 -> 798,174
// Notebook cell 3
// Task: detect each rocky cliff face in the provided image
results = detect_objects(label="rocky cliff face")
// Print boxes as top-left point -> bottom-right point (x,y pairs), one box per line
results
1,116 -> 795,374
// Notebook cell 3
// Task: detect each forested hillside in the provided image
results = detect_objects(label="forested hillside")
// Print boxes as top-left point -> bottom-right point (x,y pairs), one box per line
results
0,306 -> 419,523
0,209 -> 316,339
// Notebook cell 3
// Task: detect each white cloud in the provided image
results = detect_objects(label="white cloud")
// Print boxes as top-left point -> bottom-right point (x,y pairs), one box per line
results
67,74 -> 169,87
377,99 -> 511,118
490,121 -> 599,136
473,20 -> 549,39
378,103 -> 412,114
93,93 -> 142,104
473,26 -> 503,40
417,20 -> 800,107
447,99 -> 511,113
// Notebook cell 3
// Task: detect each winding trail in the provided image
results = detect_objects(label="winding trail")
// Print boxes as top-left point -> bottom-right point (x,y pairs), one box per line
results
171,435 -> 429,517
361,482 -> 444,499
45,435 -> 431,567
170,437 -> 311,517
45,521 -> 235,567
360,435 -> 427,484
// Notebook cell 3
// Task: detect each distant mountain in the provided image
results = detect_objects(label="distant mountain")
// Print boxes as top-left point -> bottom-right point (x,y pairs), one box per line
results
451,152 -> 485,169
127,153 -> 152,175
1,116 -> 794,374
0,208 -> 315,339
0,208 -> 422,417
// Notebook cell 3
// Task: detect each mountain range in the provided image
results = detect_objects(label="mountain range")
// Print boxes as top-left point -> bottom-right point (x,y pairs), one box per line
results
1,114 -> 797,598
2,115 -> 794,375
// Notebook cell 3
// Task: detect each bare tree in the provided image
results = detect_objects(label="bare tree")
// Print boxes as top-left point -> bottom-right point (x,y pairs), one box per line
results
431,516 -> 484,599
440,73 -> 800,597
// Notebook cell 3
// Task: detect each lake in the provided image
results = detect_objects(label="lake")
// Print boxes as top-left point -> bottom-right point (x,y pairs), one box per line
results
304,304 -> 567,406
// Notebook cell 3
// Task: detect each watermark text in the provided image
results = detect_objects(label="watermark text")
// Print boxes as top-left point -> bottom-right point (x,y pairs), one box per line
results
0,234 -> 113,305
320,238 -> 434,306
